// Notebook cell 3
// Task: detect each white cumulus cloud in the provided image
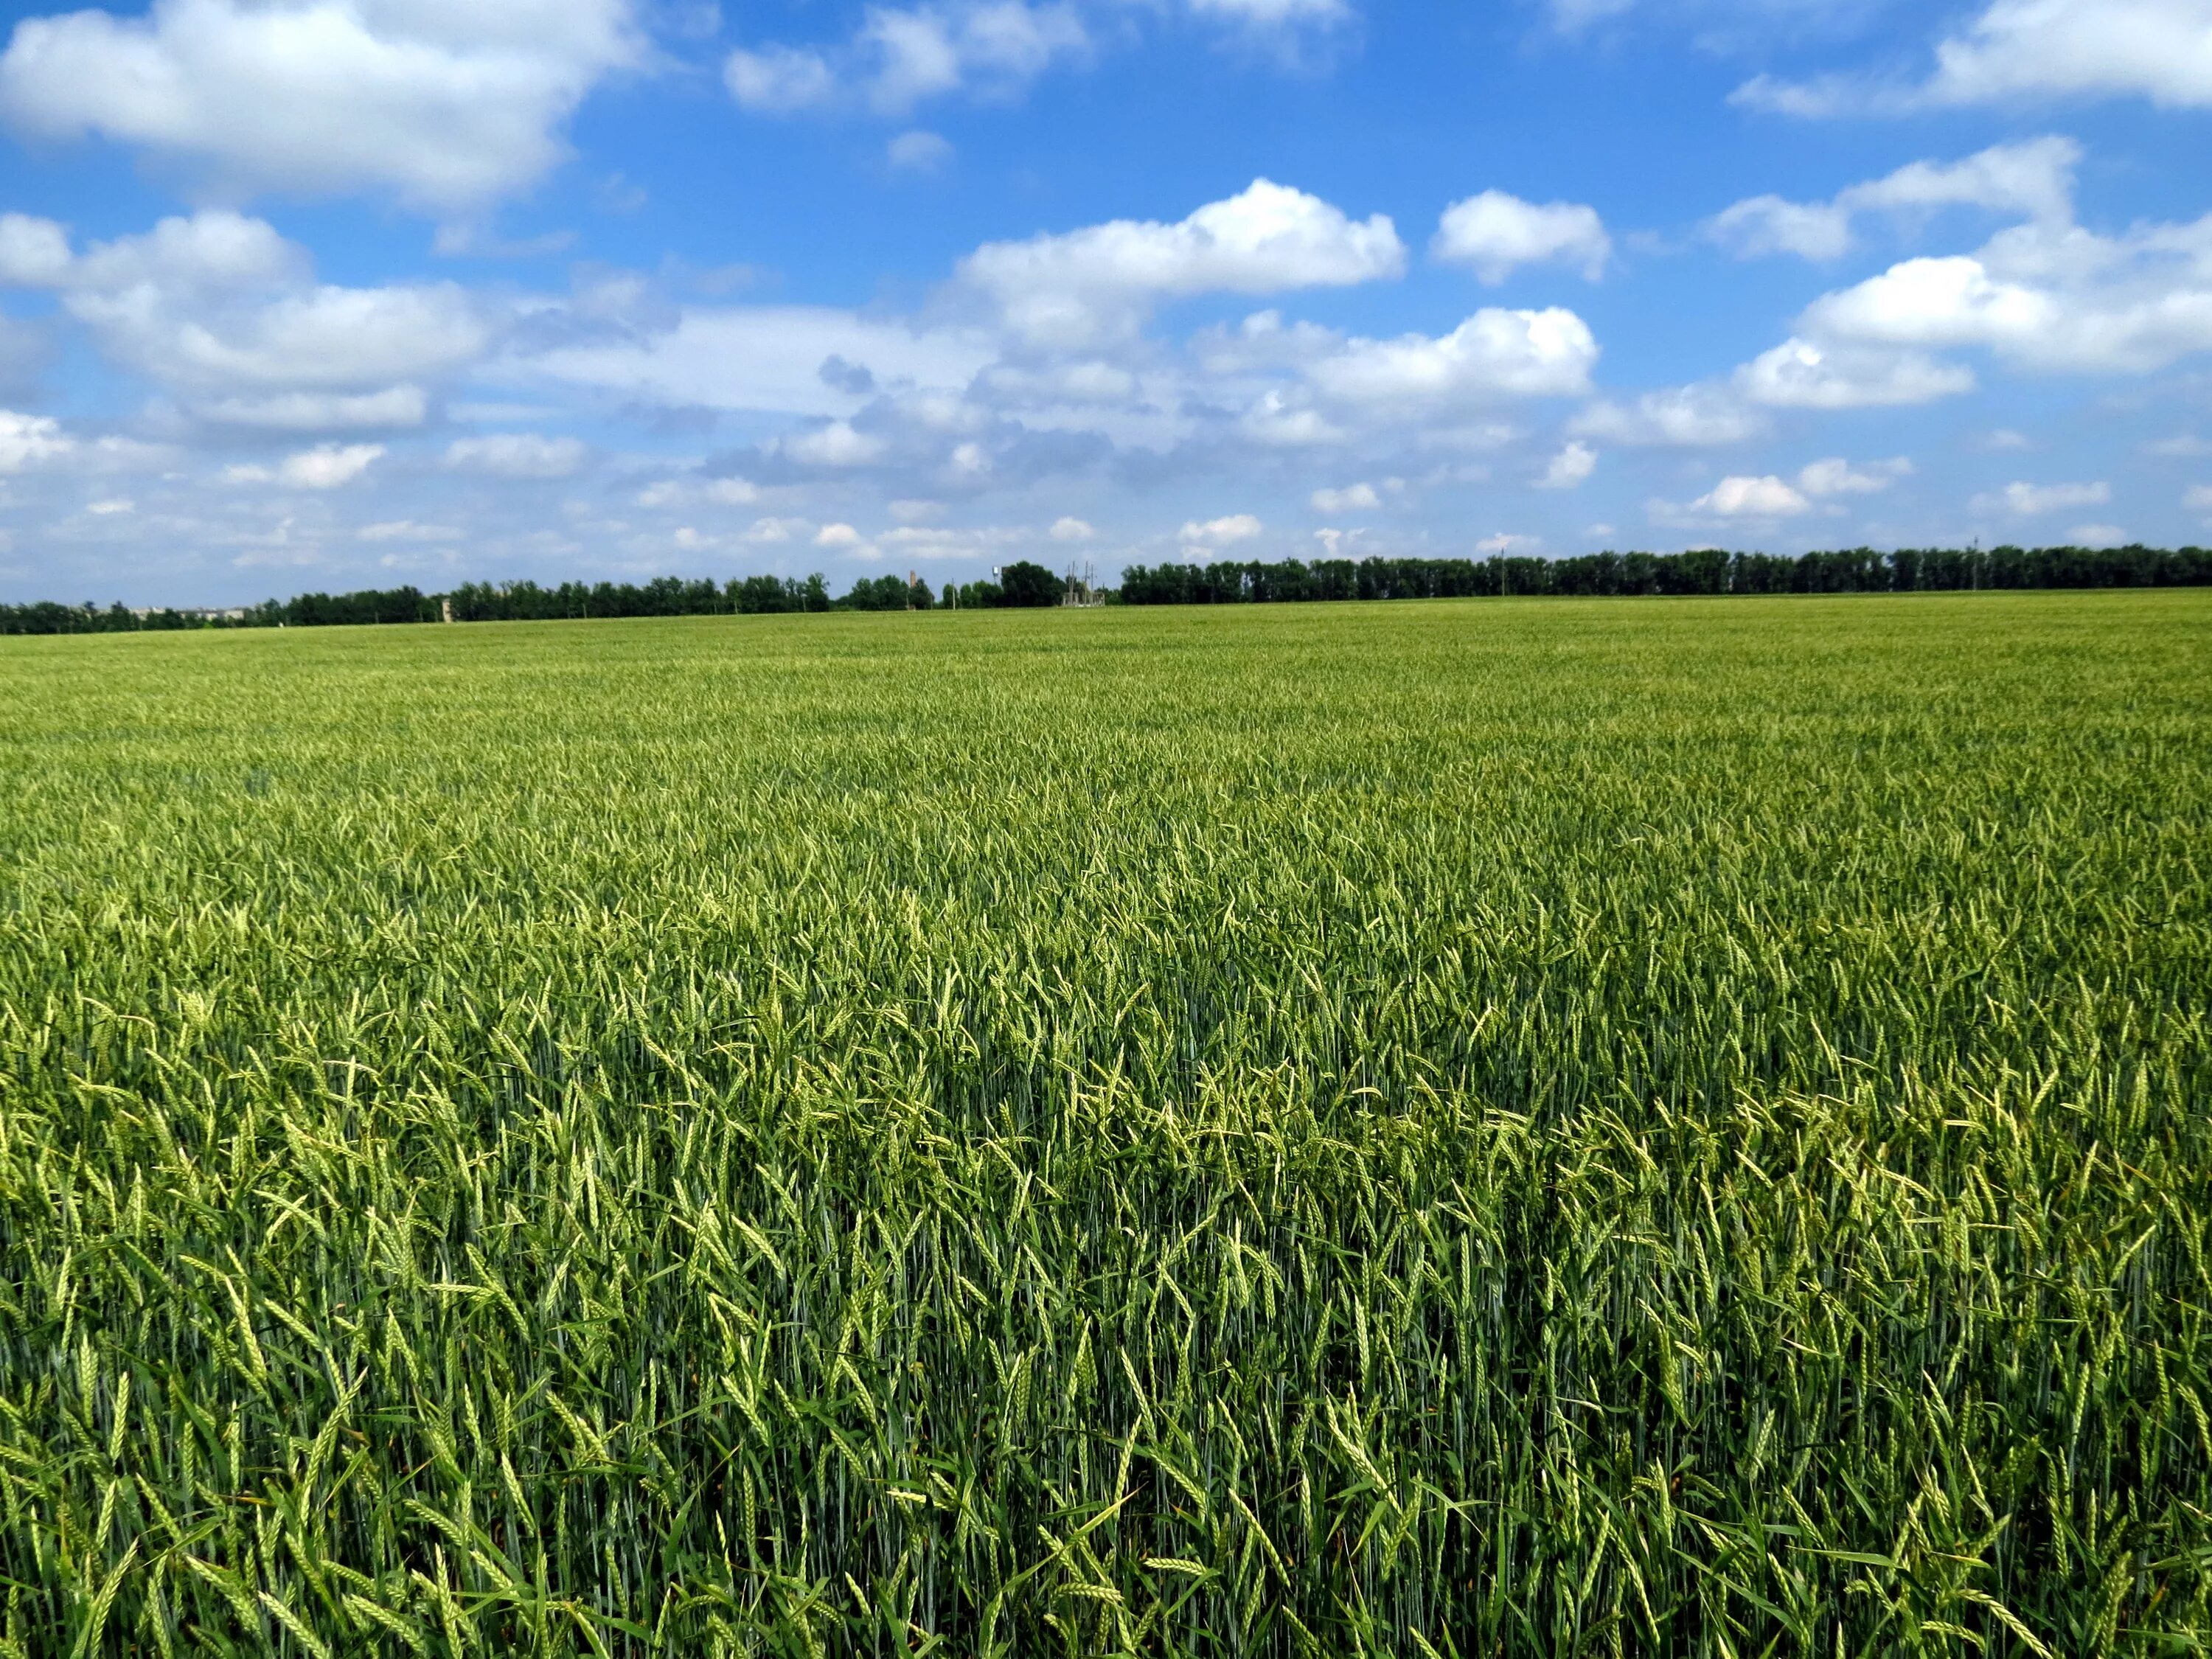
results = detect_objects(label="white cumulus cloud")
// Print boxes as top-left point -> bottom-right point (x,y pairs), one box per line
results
1310,308 -> 1598,405
0,210 -> 487,415
782,420 -> 888,466
1535,440 -> 1597,490
1921,0 -> 2212,109
0,0 -> 641,211
1798,456 -> 1913,496
1801,257 -> 2062,349
226,442 -> 384,489
1798,232 -> 2212,376
1708,137 -> 2079,260
1734,338 -> 1977,408
1571,385 -> 1762,448
1972,479 -> 2111,515
1689,475 -> 1812,518
959,178 -> 1405,347
1735,0 -> 2212,116
1311,482 -> 1379,513
728,1 -> 1089,116
1181,513 -> 1263,549
1433,192 -> 1610,284
0,408 -> 74,472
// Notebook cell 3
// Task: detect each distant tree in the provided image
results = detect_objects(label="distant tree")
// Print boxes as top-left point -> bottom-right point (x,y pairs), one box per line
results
842,574 -> 912,611
998,560 -> 1060,608
731,575 -> 802,614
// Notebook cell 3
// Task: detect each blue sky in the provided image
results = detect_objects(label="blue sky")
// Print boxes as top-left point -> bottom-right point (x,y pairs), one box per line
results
0,0 -> 2208,605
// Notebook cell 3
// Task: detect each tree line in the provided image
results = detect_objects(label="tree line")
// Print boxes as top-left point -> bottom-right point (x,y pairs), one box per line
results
0,562 -> 1069,635
4,543 -> 2208,635
1118,543 -> 2212,605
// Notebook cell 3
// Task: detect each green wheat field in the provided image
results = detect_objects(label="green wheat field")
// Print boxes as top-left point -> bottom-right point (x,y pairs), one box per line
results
3,591 -> 2210,1657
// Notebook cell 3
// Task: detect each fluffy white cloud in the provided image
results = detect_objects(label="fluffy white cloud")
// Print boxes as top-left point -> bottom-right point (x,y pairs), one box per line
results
1311,482 -> 1379,512
1924,0 -> 2212,109
1570,384 -> 1761,447
1535,440 -> 1596,490
0,210 -> 486,414
959,178 -> 1405,347
445,434 -> 585,478
1714,160 -> 2212,394
1799,232 -> 2212,375
1972,479 -> 2110,514
3,208 -> 300,293
1736,0 -> 2212,115
814,522 -> 866,548
2186,484 -> 2212,511
1239,391 -> 1343,447
0,410 -> 172,481
1689,475 -> 1812,518
1709,137 -> 2079,260
739,517 -> 810,543
1801,257 -> 2061,348
0,212 -> 73,285
728,2 -> 1088,116
1733,338 -> 1976,408
0,408 -> 73,471
1433,192 -> 1610,284
0,0 -> 641,210
106,283 -> 481,393
226,442 -> 383,489
1181,513 -> 1263,548
1310,308 -> 1598,404
1798,456 -> 1913,496
1049,515 -> 1095,540
1708,197 -> 1854,263
782,420 -> 888,466
724,0 -> 1343,119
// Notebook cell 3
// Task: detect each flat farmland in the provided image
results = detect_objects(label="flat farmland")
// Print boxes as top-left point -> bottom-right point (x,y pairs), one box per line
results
2,592 -> 2209,1655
